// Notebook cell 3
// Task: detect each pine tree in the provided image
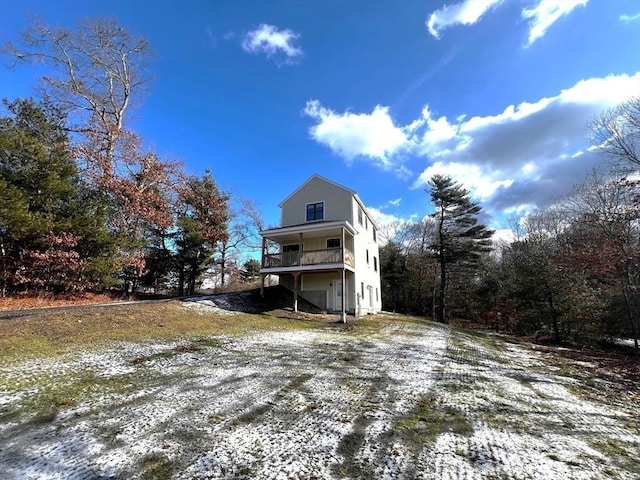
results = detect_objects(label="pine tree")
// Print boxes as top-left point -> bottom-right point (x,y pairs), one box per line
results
0,98 -> 116,294
428,175 -> 494,323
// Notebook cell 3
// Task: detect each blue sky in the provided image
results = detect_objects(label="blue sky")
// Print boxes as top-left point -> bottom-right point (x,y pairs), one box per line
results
2,0 -> 639,240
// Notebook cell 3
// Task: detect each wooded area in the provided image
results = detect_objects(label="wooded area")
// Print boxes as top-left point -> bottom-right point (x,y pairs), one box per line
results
381,97 -> 640,351
0,19 -> 261,297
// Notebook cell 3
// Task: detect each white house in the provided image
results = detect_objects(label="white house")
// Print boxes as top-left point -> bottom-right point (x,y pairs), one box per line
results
259,174 -> 382,321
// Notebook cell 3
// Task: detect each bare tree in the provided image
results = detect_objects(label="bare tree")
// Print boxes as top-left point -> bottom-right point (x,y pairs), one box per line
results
590,97 -> 640,168
4,18 -> 153,174
215,198 -> 264,288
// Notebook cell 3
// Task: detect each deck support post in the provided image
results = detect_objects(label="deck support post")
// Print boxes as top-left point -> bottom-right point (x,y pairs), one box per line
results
341,268 -> 346,323
293,272 -> 300,312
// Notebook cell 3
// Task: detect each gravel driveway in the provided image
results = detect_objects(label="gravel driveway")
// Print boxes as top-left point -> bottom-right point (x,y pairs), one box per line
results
1,307 -> 638,479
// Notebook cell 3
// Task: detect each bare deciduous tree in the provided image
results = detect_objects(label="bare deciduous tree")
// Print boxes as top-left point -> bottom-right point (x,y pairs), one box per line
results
4,18 -> 153,173
590,97 -> 640,168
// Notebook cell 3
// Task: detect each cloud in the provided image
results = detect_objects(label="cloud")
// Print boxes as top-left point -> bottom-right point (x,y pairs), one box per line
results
620,12 -> 640,23
241,24 -> 303,64
425,0 -> 587,46
303,71 -> 639,220
367,206 -> 419,243
426,0 -> 503,38
411,71 -> 640,215
522,0 -> 588,46
303,100 -> 411,176
413,161 -> 513,201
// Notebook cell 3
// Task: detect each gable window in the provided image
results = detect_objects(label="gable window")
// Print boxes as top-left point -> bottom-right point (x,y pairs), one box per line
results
327,238 -> 341,249
306,202 -> 324,221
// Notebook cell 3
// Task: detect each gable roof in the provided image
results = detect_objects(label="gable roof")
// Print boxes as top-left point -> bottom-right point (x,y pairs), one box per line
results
278,174 -> 378,230
278,174 -> 355,208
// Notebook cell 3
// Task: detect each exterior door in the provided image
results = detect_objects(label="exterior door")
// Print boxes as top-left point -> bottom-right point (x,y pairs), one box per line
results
333,280 -> 343,311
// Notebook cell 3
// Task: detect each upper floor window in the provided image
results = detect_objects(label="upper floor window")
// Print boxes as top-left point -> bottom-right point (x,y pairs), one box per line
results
306,202 -> 324,221
373,228 -> 377,242
358,207 -> 363,225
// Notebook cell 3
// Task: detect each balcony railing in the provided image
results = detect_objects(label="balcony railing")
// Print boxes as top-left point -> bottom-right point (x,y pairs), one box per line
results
262,247 -> 354,269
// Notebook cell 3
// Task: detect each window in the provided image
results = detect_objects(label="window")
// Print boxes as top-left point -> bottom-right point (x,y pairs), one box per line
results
358,207 -> 363,225
365,216 -> 368,230
373,228 -> 377,242
374,256 -> 378,272
306,202 -> 324,221
366,249 -> 369,264
361,282 -> 365,299
327,238 -> 340,249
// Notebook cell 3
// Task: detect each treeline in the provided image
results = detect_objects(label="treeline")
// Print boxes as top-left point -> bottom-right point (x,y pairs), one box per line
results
0,19 -> 260,297
381,98 -> 640,350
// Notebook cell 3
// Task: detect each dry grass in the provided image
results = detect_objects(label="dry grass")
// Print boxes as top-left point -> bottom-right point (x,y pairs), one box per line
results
0,292 -> 123,311
0,301 -> 322,365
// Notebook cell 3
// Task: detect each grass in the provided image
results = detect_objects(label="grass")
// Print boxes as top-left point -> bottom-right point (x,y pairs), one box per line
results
1,300 -> 638,479
0,301 -> 322,365
389,395 -> 473,450
0,368 -> 146,425
140,453 -> 174,480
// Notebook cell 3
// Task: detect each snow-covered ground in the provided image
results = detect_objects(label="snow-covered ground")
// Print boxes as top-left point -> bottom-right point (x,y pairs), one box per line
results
0,301 -> 638,479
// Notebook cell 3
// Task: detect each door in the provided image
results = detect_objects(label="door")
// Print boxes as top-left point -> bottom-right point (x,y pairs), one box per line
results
333,280 -> 343,311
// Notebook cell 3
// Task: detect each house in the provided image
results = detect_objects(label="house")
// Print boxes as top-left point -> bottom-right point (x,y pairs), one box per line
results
259,174 -> 382,321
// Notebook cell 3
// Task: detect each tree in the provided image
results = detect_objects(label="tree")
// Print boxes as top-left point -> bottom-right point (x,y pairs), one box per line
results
4,18 -> 152,171
175,170 -> 229,296
216,198 -> 264,288
500,211 -> 571,342
241,259 -> 261,283
0,98 -> 115,294
563,171 -> 640,350
590,97 -> 640,168
428,175 -> 493,323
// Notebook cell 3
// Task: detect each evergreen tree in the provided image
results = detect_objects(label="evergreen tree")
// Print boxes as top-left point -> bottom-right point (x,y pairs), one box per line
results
175,170 -> 229,296
241,259 -> 261,283
428,175 -> 493,323
0,98 -> 116,294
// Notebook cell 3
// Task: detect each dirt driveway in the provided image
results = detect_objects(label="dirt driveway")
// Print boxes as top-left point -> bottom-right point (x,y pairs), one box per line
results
0,306 -> 638,479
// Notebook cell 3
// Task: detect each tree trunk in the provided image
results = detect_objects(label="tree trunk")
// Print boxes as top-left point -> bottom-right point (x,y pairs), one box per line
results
622,283 -> 639,353
438,256 -> 447,323
547,289 -> 561,344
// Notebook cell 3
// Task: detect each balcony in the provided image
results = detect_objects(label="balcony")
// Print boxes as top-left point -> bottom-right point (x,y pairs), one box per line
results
262,247 -> 354,269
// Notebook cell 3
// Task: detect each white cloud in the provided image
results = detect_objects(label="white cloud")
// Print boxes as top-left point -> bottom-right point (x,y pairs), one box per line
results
303,100 -> 410,171
426,0 -> 503,38
413,161 -> 513,201
620,12 -> 640,23
411,71 -> 640,215
241,24 -> 302,63
492,228 -> 517,245
304,72 -> 639,218
367,206 -> 419,243
522,0 -> 588,46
